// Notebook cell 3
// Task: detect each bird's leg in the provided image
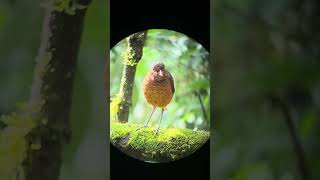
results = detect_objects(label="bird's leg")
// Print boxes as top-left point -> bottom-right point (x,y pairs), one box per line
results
144,107 -> 156,127
155,108 -> 164,134
136,107 -> 156,131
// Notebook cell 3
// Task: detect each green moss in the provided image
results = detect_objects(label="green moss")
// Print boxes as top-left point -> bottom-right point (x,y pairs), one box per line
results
122,46 -> 137,66
42,0 -> 88,15
0,105 -> 38,179
110,123 -> 210,162
121,36 -> 140,66
110,93 -> 123,120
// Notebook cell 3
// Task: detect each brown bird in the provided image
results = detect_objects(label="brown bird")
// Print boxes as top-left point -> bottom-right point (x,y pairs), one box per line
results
142,62 -> 175,133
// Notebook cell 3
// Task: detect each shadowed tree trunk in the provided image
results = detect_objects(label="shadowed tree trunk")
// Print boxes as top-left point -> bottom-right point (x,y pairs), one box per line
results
117,31 -> 148,123
22,1 -> 91,180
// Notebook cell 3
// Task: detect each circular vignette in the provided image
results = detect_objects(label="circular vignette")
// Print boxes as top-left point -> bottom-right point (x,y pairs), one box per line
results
108,29 -> 210,163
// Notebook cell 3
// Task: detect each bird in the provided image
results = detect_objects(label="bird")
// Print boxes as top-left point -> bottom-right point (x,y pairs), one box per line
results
142,62 -> 175,133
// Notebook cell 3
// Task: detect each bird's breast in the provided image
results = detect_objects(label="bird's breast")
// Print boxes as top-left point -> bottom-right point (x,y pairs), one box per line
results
143,77 -> 173,108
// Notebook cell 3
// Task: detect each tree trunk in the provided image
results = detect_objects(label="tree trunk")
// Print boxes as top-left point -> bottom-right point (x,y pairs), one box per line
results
117,31 -> 148,123
23,2 -> 91,180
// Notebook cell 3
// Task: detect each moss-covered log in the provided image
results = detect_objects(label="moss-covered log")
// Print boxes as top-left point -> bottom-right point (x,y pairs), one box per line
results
116,31 -> 148,123
110,123 -> 210,163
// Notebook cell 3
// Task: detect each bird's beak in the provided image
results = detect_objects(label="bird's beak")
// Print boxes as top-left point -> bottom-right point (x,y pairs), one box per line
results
159,70 -> 163,76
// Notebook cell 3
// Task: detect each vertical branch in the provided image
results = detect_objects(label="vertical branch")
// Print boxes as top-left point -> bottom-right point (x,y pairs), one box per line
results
117,31 -> 147,123
268,95 -> 310,180
23,1 -> 91,180
195,91 -> 208,124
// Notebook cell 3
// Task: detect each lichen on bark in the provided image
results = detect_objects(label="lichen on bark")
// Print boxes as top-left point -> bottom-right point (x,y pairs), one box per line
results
110,123 -> 210,163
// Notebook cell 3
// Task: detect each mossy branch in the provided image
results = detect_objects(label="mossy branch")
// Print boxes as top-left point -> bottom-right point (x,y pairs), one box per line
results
22,1 -> 91,180
0,1 -> 90,180
116,31 -> 148,123
110,123 -> 210,163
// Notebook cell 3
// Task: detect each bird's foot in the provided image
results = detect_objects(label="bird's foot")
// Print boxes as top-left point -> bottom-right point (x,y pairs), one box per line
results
154,127 -> 161,135
136,126 -> 143,131
136,125 -> 149,131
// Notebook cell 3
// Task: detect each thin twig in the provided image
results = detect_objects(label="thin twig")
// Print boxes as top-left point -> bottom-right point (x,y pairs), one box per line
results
195,91 -> 208,123
268,95 -> 309,180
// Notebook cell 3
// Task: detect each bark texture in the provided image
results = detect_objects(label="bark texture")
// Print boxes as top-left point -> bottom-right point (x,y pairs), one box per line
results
117,31 -> 148,123
23,2 -> 91,180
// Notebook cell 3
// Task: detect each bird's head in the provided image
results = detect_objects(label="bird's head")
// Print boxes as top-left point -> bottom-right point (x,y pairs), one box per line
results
151,63 -> 166,81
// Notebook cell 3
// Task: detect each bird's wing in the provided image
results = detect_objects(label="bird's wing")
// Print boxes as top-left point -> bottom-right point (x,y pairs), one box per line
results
168,72 -> 175,94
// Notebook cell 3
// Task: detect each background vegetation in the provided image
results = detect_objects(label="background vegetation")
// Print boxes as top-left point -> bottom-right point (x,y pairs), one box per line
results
212,0 -> 320,180
110,29 -> 210,131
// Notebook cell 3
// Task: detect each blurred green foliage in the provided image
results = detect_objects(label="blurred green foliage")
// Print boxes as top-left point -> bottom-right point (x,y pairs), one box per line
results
212,0 -> 320,180
110,29 -> 210,131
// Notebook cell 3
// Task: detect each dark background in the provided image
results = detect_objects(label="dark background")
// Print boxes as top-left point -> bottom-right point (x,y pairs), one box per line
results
110,0 -> 210,179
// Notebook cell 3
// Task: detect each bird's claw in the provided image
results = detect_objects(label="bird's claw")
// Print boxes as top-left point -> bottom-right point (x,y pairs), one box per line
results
154,128 -> 161,135
136,126 -> 143,131
136,125 -> 149,131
